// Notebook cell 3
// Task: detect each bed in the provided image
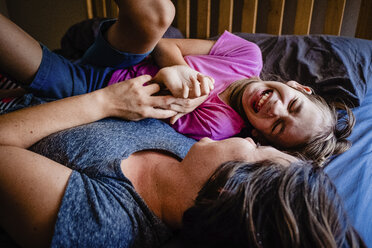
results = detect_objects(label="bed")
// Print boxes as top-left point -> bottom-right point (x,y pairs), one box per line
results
1,0 -> 372,247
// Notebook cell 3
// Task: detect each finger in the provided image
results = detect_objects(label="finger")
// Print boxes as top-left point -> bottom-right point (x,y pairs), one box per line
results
148,108 -> 178,119
168,95 -> 207,113
206,75 -> 215,91
191,75 -> 201,98
148,95 -> 186,110
130,74 -> 153,85
197,74 -> 210,96
143,83 -> 161,95
168,102 -> 189,112
170,113 -> 185,124
182,81 -> 189,99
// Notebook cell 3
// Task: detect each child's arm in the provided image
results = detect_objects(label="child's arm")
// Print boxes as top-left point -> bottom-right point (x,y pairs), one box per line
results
152,38 -> 216,99
152,38 -> 215,67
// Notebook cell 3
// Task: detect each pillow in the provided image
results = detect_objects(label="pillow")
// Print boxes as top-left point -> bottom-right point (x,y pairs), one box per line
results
236,33 -> 372,107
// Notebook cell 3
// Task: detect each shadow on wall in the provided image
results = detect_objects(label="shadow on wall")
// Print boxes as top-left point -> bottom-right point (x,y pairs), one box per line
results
4,0 -> 88,50
0,0 -> 9,17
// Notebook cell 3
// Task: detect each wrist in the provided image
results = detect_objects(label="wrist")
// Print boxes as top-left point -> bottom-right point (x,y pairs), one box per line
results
90,89 -> 113,119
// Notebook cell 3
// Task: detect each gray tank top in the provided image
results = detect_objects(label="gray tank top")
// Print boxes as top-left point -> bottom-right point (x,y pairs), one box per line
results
30,118 -> 196,247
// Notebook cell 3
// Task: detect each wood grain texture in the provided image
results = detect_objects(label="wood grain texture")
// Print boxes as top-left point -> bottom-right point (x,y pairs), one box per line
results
176,0 -> 190,38
92,0 -> 370,40
266,0 -> 285,35
294,0 -> 314,34
241,0 -> 258,33
356,0 -> 372,39
86,0 -> 93,19
323,0 -> 346,35
197,0 -> 211,38
218,0 -> 234,34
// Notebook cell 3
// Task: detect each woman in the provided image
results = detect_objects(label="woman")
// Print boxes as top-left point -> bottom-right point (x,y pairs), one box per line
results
0,0 -> 353,166
0,76 -> 364,248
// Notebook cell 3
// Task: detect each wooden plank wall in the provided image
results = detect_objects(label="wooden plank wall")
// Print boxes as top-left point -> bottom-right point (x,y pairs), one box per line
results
293,0 -> 314,35
323,0 -> 346,35
356,0 -> 372,40
85,0 -> 118,19
86,0 -> 372,40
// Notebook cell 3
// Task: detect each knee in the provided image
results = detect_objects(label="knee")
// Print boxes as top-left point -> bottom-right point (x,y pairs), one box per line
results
139,0 -> 175,37
118,0 -> 175,35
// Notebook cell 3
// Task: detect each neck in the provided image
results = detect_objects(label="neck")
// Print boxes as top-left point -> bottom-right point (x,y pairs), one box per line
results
121,150 -> 199,229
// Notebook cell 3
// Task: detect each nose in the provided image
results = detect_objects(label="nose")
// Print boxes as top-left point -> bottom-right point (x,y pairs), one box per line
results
268,100 -> 287,117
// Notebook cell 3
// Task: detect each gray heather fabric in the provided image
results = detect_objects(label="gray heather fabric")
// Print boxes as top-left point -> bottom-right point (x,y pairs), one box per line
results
29,118 -> 196,248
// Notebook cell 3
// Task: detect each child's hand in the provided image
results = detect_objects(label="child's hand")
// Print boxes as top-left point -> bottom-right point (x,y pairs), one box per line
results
168,95 -> 208,124
153,65 -> 214,98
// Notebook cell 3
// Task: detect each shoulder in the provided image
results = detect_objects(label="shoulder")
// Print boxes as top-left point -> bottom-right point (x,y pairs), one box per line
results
210,31 -> 261,58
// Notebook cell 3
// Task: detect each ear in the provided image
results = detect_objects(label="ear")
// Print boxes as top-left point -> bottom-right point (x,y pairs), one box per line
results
286,80 -> 312,95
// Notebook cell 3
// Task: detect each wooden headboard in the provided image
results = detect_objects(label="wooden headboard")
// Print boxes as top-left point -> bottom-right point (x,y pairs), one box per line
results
85,0 -> 372,40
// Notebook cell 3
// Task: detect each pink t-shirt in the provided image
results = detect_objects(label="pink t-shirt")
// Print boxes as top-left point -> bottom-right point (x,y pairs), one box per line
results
108,31 -> 263,140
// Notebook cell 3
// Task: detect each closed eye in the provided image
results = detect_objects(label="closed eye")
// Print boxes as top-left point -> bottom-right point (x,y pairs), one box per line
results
271,120 -> 283,135
272,98 -> 300,136
288,98 -> 298,112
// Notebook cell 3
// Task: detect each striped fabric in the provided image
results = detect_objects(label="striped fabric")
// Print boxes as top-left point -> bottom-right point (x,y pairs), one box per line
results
0,74 -> 23,112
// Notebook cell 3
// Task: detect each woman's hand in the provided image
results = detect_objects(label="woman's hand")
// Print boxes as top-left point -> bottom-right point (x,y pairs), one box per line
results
102,75 -> 202,121
152,65 -> 214,99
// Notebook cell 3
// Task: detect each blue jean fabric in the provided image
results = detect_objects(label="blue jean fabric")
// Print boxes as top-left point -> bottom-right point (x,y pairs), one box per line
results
80,19 -> 152,68
27,19 -> 150,99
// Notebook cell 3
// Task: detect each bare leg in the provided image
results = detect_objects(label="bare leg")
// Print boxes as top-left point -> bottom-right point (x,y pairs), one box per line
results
0,14 -> 42,85
0,146 -> 71,247
106,0 -> 175,54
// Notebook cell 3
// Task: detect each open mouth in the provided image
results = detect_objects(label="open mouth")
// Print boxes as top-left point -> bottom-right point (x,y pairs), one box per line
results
252,90 -> 272,113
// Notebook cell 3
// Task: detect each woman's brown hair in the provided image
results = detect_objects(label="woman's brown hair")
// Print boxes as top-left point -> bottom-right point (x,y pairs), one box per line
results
182,160 -> 366,248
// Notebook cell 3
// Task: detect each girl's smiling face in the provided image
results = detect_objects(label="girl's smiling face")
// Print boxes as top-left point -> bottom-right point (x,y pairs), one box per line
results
241,80 -> 325,148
